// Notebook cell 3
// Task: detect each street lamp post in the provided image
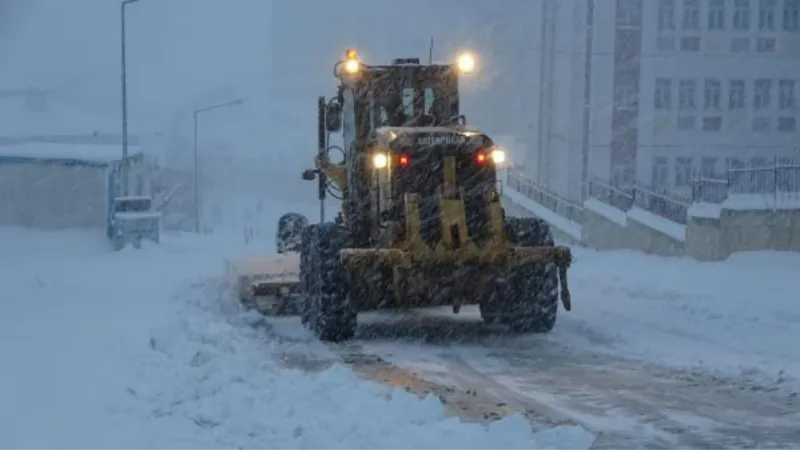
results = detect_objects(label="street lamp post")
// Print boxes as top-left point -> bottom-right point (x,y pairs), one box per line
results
193,98 -> 244,233
120,0 -> 142,197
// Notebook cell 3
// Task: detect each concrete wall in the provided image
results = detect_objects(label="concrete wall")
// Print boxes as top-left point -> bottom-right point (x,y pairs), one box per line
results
581,208 -> 628,250
564,201 -> 800,260
687,209 -> 800,261
580,207 -> 685,256
0,162 -> 107,229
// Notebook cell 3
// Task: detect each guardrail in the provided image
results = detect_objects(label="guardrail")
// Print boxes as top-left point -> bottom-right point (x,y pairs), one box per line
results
632,184 -> 690,225
512,160 -> 800,227
692,160 -> 800,204
587,177 -> 633,211
587,177 -> 689,224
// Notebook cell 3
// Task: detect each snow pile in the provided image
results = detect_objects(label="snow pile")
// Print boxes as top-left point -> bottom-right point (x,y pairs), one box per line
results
583,198 -> 627,226
502,185 -> 583,241
687,202 -> 722,219
625,207 -> 686,241
0,226 -> 595,449
722,193 -> 800,211
689,194 -> 800,219
135,288 -> 595,448
561,247 -> 800,388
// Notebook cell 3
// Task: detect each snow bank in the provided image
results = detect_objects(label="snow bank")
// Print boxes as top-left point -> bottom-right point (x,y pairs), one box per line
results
583,198 -> 627,226
502,186 -> 583,241
560,247 -> 800,388
626,207 -> 686,241
689,194 -> 800,219
722,193 -> 800,211
0,226 -> 594,449
687,202 -> 722,219
0,143 -> 143,164
136,291 -> 595,449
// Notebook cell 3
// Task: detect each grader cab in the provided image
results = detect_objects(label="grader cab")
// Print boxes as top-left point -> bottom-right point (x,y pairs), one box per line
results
288,49 -> 574,342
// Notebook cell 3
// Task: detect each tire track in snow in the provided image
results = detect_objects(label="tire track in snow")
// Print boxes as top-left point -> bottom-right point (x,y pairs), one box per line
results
213,275 -> 800,448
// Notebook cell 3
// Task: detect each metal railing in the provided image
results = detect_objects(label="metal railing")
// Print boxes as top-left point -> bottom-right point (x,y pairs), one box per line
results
632,183 -> 690,225
511,159 -> 800,228
691,177 -> 729,203
691,159 -> 800,204
587,177 -> 634,211
506,167 -> 584,224
586,177 -> 690,224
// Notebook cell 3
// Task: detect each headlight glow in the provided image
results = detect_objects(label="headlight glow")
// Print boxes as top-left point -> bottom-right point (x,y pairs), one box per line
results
344,59 -> 360,74
372,153 -> 388,169
456,53 -> 475,74
490,149 -> 506,164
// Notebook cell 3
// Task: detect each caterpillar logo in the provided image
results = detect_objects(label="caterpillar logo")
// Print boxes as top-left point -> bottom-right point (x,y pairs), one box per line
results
416,135 -> 468,146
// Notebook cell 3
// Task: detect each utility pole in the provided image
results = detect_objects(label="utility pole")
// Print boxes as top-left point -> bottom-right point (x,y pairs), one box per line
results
120,0 -> 142,196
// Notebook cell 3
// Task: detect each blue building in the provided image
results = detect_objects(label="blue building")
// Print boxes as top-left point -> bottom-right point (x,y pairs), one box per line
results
0,143 -> 147,231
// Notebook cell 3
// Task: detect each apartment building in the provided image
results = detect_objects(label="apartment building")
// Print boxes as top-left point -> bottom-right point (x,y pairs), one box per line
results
522,0 -> 800,201
637,0 -> 800,196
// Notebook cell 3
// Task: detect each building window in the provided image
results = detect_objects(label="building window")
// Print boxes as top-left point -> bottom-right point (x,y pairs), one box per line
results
614,82 -> 638,108
756,37 -> 776,52
680,36 -> 701,51
652,157 -> 669,189
734,0 -> 752,29
655,78 -> 672,109
778,116 -> 797,131
785,0 -> 800,30
683,0 -> 701,29
679,79 -> 697,109
729,79 -> 746,109
703,116 -> 723,130
731,37 -> 751,52
752,116 -> 771,131
701,157 -> 719,177
708,0 -> 727,29
617,0 -> 641,27
678,115 -> 696,129
754,79 -> 772,109
779,79 -> 796,108
759,0 -> 777,30
657,35 -> 676,50
658,0 -> 676,29
704,79 -> 722,109
675,157 -> 693,186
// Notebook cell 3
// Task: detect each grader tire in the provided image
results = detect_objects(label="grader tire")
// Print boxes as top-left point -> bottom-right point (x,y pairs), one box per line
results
480,217 -> 559,333
300,222 -> 357,342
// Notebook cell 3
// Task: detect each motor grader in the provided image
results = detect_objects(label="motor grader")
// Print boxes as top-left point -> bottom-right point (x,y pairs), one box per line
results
277,49 -> 575,342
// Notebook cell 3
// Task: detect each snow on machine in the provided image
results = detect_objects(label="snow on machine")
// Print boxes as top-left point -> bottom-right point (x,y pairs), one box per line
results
225,212 -> 307,315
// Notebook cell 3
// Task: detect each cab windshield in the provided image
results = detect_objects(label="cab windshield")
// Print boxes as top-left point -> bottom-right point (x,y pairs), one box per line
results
369,66 -> 458,128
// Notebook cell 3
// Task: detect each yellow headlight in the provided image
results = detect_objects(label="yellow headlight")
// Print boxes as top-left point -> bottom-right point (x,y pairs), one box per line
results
344,59 -> 360,74
456,53 -> 475,74
372,153 -> 388,169
490,149 -> 506,164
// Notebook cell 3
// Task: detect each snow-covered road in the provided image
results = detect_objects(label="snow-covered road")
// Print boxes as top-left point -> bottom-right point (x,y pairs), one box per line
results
2,194 -> 800,448
0,226 -> 592,449
258,215 -> 800,447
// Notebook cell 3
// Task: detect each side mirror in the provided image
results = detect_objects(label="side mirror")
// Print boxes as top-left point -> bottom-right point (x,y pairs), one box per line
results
325,103 -> 342,132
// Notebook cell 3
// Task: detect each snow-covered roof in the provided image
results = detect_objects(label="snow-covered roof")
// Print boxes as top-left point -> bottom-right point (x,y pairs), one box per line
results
0,143 -> 143,166
0,95 -> 127,137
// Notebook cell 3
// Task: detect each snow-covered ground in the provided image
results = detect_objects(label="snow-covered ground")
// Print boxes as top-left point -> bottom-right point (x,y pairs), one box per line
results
560,247 -> 800,385
0,226 -> 594,449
